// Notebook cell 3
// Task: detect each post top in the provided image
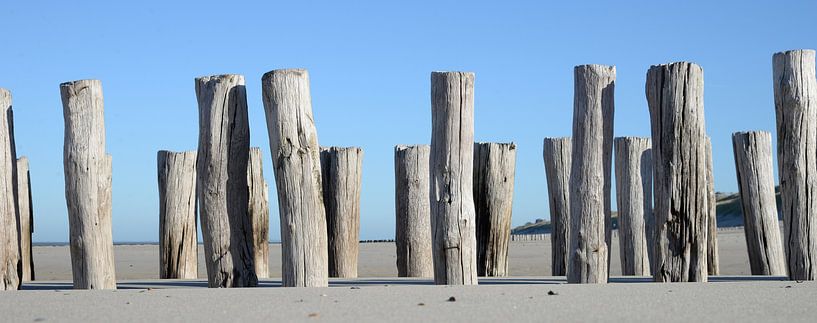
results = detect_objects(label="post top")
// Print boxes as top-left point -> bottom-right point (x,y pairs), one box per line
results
59,79 -> 101,88
194,74 -> 244,83
395,144 -> 429,152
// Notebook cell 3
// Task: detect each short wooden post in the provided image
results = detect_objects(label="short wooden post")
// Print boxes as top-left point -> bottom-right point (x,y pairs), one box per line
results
247,147 -> 270,279
320,146 -> 363,278
0,88 -> 20,290
732,131 -> 786,275
568,64 -> 614,284
394,145 -> 433,277
614,137 -> 652,276
773,49 -> 817,280
16,157 -> 34,281
157,150 -> 197,279
543,137 -> 571,276
60,80 -> 116,289
646,62 -> 708,282
261,69 -> 328,287
705,137 -> 720,275
430,71 -> 478,285
473,142 -> 516,277
194,74 -> 257,288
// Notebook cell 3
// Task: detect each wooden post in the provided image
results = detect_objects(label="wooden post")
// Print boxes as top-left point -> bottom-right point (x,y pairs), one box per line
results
473,142 -> 516,277
732,131 -> 786,275
646,62 -> 708,282
194,74 -> 257,288
773,49 -> 817,280
247,147 -> 270,279
261,69 -> 328,287
568,64 -> 614,284
430,71 -> 478,285
602,84 -> 614,274
394,145 -> 433,277
705,137 -> 719,275
157,150 -> 197,279
0,88 -> 20,290
16,157 -> 34,281
320,146 -> 363,278
613,137 -> 652,276
60,80 -> 116,289
543,137 -> 571,276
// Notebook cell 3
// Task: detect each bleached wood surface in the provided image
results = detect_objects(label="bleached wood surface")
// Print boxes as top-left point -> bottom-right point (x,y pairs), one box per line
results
394,145 -> 433,277
0,89 -> 19,290
473,142 -> 516,277
157,150 -> 198,279
614,137 -> 652,276
247,147 -> 270,279
543,137 -> 571,276
321,146 -> 363,278
705,138 -> 720,275
16,157 -> 33,281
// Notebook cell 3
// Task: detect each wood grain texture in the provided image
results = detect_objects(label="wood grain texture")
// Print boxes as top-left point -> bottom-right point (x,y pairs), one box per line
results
195,74 -> 257,288
157,150 -> 198,279
705,137 -> 720,275
543,137 -> 571,276
430,71 -> 478,285
773,49 -> 817,280
614,137 -> 652,276
646,62 -> 708,282
60,80 -> 116,289
247,147 -> 270,279
568,64 -> 614,284
732,131 -> 786,275
394,145 -> 433,277
261,69 -> 328,287
0,89 -> 20,290
321,146 -> 363,278
473,142 -> 516,277
16,157 -> 33,281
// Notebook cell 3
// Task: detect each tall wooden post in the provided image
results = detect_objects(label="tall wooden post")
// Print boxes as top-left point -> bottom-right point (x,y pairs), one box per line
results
773,49 -> 817,280
261,69 -> 328,287
16,157 -> 34,281
614,137 -> 652,276
195,74 -> 257,288
646,62 -> 708,282
247,147 -> 270,279
543,137 -> 571,276
602,85 -> 614,273
61,80 -> 116,289
0,88 -> 20,290
568,64 -> 614,284
320,146 -> 363,278
732,131 -> 786,275
157,150 -> 198,279
430,71 -> 478,285
705,137 -> 719,275
394,145 -> 433,277
473,142 -> 516,277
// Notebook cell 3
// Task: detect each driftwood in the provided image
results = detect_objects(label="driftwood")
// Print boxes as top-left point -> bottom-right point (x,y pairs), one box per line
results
568,65 -> 614,284
320,146 -> 363,278
0,89 -> 19,290
473,142 -> 516,277
16,157 -> 34,281
705,138 -> 719,275
430,71 -> 478,285
646,62 -> 708,282
614,137 -> 652,276
247,147 -> 270,279
60,80 -> 116,289
261,69 -> 328,287
194,74 -> 257,288
543,137 -> 571,276
157,150 -> 198,279
732,131 -> 786,275
394,145 -> 433,277
773,49 -> 817,280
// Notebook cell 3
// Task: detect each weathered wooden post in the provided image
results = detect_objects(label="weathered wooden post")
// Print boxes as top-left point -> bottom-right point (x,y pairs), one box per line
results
430,71 -> 478,285
394,145 -> 433,277
773,49 -> 817,280
473,142 -> 516,277
247,147 -> 270,279
568,65 -> 614,284
705,137 -> 719,275
261,69 -> 328,287
157,150 -> 198,279
16,157 -> 34,281
61,80 -> 116,289
732,131 -> 786,275
0,88 -> 20,290
320,146 -> 363,278
543,137 -> 571,276
195,74 -> 257,288
614,137 -> 652,276
646,62 -> 708,282
602,87 -> 614,273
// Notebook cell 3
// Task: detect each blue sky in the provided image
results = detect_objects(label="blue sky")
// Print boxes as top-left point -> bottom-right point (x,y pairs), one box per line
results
1,0 -> 815,242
